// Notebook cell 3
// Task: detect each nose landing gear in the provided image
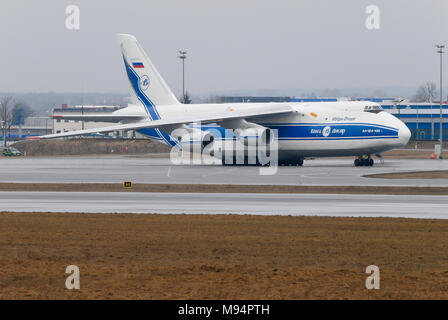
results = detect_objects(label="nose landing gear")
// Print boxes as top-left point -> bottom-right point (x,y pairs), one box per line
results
354,155 -> 374,167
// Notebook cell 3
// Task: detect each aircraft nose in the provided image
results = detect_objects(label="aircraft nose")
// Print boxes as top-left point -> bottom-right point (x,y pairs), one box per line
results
398,123 -> 411,146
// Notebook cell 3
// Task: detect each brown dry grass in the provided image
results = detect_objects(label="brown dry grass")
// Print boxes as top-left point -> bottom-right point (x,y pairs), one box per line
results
1,212 -> 448,299
382,149 -> 437,159
365,171 -> 448,180
4,138 -> 443,159
10,139 -> 170,156
1,183 -> 448,195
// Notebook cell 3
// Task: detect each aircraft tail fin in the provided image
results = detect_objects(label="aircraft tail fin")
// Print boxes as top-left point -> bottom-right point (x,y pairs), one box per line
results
117,34 -> 180,119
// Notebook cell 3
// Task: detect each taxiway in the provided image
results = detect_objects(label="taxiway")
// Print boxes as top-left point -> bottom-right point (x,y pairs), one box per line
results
0,155 -> 447,187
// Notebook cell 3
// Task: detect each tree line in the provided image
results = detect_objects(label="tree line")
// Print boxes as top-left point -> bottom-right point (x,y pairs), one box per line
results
0,96 -> 32,146
414,81 -> 439,103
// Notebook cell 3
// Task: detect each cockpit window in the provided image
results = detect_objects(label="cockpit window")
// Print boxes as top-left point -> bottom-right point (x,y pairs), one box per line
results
364,105 -> 383,113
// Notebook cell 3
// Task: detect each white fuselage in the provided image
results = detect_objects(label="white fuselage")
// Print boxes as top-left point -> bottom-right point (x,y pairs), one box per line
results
115,100 -> 411,161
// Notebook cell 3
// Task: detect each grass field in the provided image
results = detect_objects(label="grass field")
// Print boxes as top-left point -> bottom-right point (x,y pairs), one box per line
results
1,212 -> 448,299
365,170 -> 448,179
1,182 -> 448,195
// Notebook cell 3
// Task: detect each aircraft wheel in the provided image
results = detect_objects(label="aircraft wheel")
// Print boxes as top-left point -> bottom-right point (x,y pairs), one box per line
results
354,159 -> 360,167
221,152 -> 236,166
298,159 -> 304,166
369,158 -> 374,166
221,155 -> 227,166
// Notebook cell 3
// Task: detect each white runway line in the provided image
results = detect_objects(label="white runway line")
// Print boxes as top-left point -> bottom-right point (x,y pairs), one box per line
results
167,166 -> 171,177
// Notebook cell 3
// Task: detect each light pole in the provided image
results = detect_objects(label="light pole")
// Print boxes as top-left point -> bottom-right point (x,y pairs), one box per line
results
178,50 -> 187,102
436,44 -> 445,158
2,120 -> 5,147
394,98 -> 404,120
416,106 -> 419,144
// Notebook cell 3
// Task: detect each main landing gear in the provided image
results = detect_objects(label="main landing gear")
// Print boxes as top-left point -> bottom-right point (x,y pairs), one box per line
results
354,155 -> 374,167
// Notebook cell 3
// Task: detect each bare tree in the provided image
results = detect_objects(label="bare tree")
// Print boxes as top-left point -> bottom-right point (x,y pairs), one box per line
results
10,101 -> 33,140
0,96 -> 14,147
11,101 -> 32,124
181,91 -> 192,104
321,88 -> 341,97
415,82 -> 437,102
372,88 -> 388,97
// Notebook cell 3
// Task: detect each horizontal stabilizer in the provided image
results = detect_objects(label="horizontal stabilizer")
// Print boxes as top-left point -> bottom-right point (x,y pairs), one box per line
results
51,114 -> 146,123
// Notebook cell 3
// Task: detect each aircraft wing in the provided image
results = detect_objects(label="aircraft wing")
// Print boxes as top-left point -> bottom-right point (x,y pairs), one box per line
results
51,114 -> 146,123
29,104 -> 295,140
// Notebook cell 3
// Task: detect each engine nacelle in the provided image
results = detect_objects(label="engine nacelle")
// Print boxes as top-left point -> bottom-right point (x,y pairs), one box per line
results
174,128 -> 215,151
200,131 -> 215,149
235,127 -> 274,146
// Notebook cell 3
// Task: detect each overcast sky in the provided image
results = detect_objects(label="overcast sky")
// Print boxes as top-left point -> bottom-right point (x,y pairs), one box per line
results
0,0 -> 447,97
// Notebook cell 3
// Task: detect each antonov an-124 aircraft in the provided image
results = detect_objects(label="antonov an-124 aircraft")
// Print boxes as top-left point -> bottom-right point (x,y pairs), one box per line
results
32,34 -> 411,167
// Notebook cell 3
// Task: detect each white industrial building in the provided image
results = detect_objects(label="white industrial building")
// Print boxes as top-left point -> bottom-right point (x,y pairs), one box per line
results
52,105 -> 141,138
5,117 -> 53,139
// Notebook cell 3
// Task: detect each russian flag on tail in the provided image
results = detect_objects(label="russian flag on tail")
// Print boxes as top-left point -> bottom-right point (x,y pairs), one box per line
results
132,62 -> 144,68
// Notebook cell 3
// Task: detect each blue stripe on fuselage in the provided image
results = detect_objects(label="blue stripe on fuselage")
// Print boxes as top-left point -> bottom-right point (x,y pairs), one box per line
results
137,128 -> 163,140
192,123 -> 399,140
269,124 -> 398,139
261,122 -> 399,132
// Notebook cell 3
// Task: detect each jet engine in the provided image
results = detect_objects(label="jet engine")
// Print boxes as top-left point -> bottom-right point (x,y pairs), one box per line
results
174,128 -> 215,152
235,126 -> 274,146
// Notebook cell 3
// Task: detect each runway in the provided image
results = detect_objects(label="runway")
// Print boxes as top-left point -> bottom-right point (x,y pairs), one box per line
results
1,191 -> 447,219
0,155 -> 448,186
1,155 -> 447,219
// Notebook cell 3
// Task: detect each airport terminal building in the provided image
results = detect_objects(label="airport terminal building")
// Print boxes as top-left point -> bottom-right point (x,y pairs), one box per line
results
51,104 -> 145,138
3,117 -> 53,140
382,103 -> 447,141
52,105 -> 121,135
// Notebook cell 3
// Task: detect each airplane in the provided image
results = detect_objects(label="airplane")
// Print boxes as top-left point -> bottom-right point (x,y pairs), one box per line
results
31,33 -> 411,167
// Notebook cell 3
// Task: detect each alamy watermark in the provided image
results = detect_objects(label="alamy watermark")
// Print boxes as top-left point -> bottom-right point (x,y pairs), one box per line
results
365,265 -> 380,290
65,5 -> 80,30
168,123 -> 279,175
65,265 -> 80,290
365,5 -> 380,30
